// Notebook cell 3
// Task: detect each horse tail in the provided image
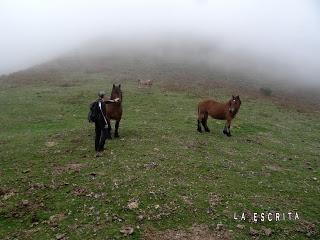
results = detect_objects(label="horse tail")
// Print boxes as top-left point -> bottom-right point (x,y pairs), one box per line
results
197,103 -> 203,120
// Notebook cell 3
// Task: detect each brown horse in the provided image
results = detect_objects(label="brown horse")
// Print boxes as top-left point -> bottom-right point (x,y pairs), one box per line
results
197,95 -> 241,136
106,84 -> 123,138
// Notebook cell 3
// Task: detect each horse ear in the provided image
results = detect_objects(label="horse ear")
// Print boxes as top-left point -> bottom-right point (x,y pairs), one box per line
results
119,84 -> 121,89
236,95 -> 239,99
113,84 -> 115,88
232,95 -> 235,99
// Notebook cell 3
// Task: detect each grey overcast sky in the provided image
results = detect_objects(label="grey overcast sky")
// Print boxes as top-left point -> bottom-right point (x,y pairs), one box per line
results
0,0 -> 319,85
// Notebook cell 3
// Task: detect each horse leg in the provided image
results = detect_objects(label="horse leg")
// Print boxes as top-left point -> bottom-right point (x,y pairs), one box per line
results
106,118 -> 112,139
202,112 -> 210,132
223,119 -> 232,137
197,119 -> 202,132
114,120 -> 120,138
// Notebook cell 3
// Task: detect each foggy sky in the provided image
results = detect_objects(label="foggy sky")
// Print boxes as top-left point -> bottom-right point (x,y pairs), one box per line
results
0,0 -> 319,86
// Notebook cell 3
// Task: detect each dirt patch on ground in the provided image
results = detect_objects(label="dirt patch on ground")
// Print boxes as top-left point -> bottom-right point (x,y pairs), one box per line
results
9,200 -> 45,219
143,224 -> 232,240
53,163 -> 86,175
72,186 -> 89,196
1,187 -> 17,200
296,220 -> 318,237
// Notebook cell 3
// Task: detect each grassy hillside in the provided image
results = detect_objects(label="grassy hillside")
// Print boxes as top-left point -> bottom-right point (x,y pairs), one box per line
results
0,73 -> 319,239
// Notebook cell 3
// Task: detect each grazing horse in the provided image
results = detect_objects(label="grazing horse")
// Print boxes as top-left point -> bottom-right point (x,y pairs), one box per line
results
197,95 -> 241,136
138,79 -> 152,88
106,84 -> 123,138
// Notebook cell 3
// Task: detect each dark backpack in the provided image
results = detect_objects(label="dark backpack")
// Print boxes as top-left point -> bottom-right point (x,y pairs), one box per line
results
88,100 -> 99,123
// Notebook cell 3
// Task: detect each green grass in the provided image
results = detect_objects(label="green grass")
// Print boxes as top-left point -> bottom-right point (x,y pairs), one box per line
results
0,74 -> 319,239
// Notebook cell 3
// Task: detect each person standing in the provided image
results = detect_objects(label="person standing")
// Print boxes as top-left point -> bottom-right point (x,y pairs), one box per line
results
89,91 -> 119,156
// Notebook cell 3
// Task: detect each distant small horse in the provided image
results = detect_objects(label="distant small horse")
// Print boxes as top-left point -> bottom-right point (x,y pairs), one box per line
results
138,79 -> 152,88
106,84 -> 123,138
197,95 -> 241,136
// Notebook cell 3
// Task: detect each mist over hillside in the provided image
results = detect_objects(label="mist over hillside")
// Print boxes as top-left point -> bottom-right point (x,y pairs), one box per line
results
1,0 -> 319,84
1,0 -> 320,110
2,33 -> 320,112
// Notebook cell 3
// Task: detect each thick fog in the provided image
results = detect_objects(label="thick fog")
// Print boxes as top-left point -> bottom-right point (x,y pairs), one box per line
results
0,0 -> 319,86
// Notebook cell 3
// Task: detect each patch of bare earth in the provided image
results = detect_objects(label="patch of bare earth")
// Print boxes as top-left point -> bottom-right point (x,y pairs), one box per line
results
9,200 -> 45,219
143,224 -> 232,240
53,163 -> 86,175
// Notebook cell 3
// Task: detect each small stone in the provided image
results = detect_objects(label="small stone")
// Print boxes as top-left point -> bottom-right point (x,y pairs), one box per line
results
249,227 -> 259,236
120,226 -> 134,236
216,223 -> 224,231
46,141 -> 56,147
55,233 -> 66,240
137,215 -> 144,221
261,226 -> 272,236
22,200 -> 29,206
127,200 -> 139,210
237,224 -> 245,230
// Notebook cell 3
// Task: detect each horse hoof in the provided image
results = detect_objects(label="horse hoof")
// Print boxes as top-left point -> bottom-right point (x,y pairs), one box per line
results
197,128 -> 202,133
114,134 -> 119,138
205,128 -> 210,132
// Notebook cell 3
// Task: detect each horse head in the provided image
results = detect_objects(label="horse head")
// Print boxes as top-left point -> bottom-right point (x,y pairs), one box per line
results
229,95 -> 241,114
111,84 -> 122,102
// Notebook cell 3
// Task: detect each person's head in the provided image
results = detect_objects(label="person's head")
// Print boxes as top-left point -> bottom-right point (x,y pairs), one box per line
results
98,91 -> 106,99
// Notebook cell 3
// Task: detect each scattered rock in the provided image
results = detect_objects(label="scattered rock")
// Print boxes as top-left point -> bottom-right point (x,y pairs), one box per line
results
72,187 -> 88,196
296,220 -> 317,237
143,162 -> 158,169
208,193 -> 221,208
261,226 -> 272,236
181,195 -> 193,205
3,192 -> 15,200
46,141 -> 57,147
53,163 -> 86,175
29,183 -> 46,190
144,224 -> 232,240
1,188 -> 16,200
55,233 -> 66,240
127,200 -> 139,210
120,226 -> 134,236
249,227 -> 259,236
21,200 -> 29,206
112,215 -> 124,222
216,223 -> 224,231
22,169 -> 31,173
49,213 -> 65,227
236,224 -> 245,230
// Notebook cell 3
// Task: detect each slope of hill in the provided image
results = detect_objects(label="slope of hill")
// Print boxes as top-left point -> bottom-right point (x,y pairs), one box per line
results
1,36 -> 319,112
0,65 -> 319,239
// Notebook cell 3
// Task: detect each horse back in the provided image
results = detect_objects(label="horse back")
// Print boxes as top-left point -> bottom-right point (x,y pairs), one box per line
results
198,100 -> 227,120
